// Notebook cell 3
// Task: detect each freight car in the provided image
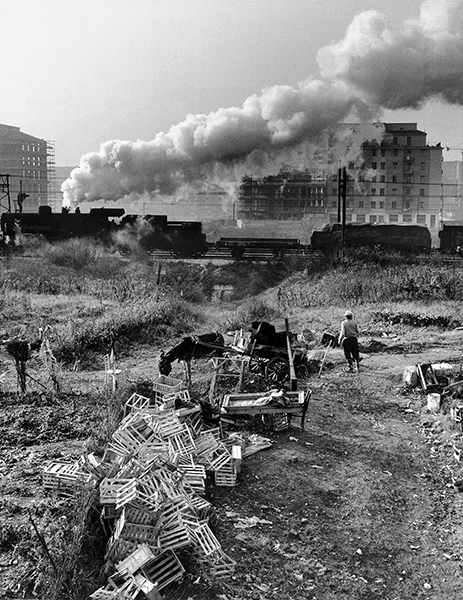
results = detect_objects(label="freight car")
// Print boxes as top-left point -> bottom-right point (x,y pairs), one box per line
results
215,237 -> 303,259
311,223 -> 432,253
0,206 -> 209,257
438,223 -> 463,253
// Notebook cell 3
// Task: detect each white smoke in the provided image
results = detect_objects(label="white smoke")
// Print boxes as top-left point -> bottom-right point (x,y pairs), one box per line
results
62,0 -> 463,207
318,0 -> 463,108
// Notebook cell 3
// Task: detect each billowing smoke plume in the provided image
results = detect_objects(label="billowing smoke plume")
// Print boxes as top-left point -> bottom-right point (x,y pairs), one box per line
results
318,0 -> 463,108
62,0 -> 463,207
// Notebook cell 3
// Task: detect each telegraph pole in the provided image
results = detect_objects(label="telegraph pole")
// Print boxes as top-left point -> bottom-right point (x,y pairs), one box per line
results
338,166 -> 347,252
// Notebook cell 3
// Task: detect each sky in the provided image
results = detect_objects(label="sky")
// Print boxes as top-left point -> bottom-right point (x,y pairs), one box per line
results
3,0 -> 463,204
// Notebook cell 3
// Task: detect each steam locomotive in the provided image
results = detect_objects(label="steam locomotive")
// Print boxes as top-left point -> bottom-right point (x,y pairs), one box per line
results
0,206 -> 208,257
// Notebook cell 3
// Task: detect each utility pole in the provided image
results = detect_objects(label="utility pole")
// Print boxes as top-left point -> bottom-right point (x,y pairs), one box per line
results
338,166 -> 347,252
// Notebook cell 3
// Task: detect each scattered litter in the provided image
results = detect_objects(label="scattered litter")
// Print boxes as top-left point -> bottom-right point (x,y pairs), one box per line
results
234,516 -> 273,529
289,437 -> 298,442
356,548 -> 363,556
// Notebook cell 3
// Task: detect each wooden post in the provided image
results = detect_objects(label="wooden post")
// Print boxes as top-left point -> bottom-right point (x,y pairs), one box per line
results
285,317 -> 297,391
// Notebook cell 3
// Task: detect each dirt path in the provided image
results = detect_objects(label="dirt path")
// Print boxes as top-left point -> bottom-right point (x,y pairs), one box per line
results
209,346 -> 463,600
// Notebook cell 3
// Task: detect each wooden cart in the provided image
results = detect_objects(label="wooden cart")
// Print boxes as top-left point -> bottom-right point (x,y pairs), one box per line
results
221,389 -> 311,430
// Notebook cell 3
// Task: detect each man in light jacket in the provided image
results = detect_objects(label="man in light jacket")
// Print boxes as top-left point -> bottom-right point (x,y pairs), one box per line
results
339,310 -> 360,372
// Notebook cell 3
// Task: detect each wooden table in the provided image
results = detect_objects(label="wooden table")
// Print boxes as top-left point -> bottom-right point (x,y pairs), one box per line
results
221,389 -> 311,430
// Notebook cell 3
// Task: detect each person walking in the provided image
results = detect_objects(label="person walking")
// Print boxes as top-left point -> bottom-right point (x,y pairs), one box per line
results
339,310 -> 360,372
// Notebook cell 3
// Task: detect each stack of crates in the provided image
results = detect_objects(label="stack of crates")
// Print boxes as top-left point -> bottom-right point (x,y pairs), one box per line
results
153,375 -> 187,410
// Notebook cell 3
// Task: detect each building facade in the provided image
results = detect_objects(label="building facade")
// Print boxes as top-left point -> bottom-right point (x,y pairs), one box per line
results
0,123 -> 52,214
237,123 -> 444,238
326,123 -> 443,232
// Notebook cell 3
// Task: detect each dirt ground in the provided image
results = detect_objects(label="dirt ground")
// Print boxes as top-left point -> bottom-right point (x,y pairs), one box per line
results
1,322 -> 463,599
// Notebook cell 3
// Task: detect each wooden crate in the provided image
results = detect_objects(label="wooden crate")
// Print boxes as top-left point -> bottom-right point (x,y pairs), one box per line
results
214,459 -> 237,487
100,478 -> 133,505
115,543 -> 157,577
186,494 -> 212,519
210,549 -> 237,581
157,518 -> 191,551
124,393 -> 150,416
141,550 -> 185,591
177,463 -> 206,495
190,523 -> 221,557
153,375 -> 183,396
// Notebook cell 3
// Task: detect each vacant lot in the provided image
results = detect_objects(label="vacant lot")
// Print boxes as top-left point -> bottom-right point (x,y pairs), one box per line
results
1,249 -> 463,599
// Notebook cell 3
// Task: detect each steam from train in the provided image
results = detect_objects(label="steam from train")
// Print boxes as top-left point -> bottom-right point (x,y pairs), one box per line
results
62,0 -> 463,208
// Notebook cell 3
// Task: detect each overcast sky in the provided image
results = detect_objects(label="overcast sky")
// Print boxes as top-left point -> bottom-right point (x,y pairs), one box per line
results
4,0 -> 463,169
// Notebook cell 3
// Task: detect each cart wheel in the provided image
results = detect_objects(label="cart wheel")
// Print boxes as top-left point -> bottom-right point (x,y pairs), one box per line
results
248,355 -> 268,375
265,356 -> 289,382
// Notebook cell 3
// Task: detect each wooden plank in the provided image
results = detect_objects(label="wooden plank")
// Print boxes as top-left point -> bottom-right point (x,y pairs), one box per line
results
285,317 -> 297,391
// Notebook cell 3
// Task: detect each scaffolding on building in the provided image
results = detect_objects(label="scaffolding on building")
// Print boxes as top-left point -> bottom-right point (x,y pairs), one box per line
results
46,140 -> 58,210
0,174 -> 11,213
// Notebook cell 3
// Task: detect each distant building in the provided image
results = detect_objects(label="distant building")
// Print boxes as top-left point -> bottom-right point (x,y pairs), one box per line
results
441,159 -> 463,222
0,123 -> 53,214
237,122 -> 444,237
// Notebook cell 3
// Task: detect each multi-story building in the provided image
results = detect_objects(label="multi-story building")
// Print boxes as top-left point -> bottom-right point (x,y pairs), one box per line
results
237,123 -> 444,241
0,123 -> 52,214
326,123 -> 443,232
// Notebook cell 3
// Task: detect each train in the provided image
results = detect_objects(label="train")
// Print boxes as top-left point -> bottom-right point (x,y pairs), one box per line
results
310,222 -> 432,253
0,206 -> 208,257
1,206 -> 462,257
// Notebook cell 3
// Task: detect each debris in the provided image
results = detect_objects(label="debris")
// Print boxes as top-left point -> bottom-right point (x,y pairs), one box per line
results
234,516 -> 273,529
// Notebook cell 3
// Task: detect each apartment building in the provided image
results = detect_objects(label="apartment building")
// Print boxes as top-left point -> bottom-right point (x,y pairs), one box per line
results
326,123 -> 443,232
0,123 -> 52,213
237,123 -> 443,236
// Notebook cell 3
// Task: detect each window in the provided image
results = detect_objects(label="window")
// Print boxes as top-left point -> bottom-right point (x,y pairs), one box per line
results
371,188 -> 376,195
380,175 -> 385,182
420,188 -> 425,196
405,188 -> 411,195
393,162 -> 398,169
331,200 -> 337,208
371,201 -> 376,209
420,161 -> 426,170
380,162 -> 386,170
332,188 -> 337,195
379,201 -> 384,209
407,137 -> 412,145
405,175 -> 412,184
371,176 -> 377,182
369,215 -> 377,223
389,214 -> 398,223
392,175 -> 397,183
329,214 -> 338,223
358,200 -> 364,208
393,136 -> 398,145
403,214 -> 412,223
404,201 -> 410,209
393,149 -> 398,156
430,215 -> 436,228
346,214 -> 352,222
372,162 -> 377,169
372,149 -> 377,156
381,149 -> 386,157
378,215 -> 384,223
357,214 -> 366,223
379,189 -> 385,196
417,215 -> 426,224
